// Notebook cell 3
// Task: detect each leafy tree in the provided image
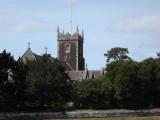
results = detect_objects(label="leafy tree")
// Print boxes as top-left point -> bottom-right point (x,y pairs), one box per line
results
12,60 -> 28,109
157,52 -> 160,58
138,58 -> 160,107
106,60 -> 142,109
26,54 -> 73,111
104,47 -> 132,62
0,50 -> 17,110
73,76 -> 116,109
96,76 -> 117,108
73,80 -> 98,109
154,60 -> 160,107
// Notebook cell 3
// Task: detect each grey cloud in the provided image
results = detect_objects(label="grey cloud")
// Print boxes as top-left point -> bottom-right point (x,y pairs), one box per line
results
0,16 -> 54,32
111,15 -> 160,34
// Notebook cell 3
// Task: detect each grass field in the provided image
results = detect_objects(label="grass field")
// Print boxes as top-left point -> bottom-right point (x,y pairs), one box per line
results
47,116 -> 160,120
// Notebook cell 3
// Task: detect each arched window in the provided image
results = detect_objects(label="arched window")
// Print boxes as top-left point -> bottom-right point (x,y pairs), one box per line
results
65,44 -> 70,53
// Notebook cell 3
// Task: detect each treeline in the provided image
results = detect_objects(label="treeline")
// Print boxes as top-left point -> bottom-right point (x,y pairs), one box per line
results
73,47 -> 160,109
0,49 -> 160,112
0,50 -> 72,112
74,59 -> 160,109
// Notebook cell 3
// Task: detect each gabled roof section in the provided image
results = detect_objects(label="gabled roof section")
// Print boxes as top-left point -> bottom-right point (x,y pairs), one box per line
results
20,48 -> 56,64
67,70 -> 104,81
21,48 -> 41,64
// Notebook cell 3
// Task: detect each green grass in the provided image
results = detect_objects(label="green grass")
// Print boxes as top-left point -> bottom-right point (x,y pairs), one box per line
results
47,116 -> 160,120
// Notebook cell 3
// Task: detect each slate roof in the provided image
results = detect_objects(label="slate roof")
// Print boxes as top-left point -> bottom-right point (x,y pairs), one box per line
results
67,70 -> 104,81
20,48 -> 41,64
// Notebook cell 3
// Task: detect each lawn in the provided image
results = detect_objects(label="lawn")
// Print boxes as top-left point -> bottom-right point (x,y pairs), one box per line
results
47,116 -> 160,120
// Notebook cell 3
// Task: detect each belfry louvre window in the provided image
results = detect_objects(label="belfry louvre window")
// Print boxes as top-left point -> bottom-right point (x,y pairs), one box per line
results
65,44 -> 70,53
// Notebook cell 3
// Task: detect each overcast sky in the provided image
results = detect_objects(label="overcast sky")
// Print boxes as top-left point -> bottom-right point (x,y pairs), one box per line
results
0,0 -> 160,69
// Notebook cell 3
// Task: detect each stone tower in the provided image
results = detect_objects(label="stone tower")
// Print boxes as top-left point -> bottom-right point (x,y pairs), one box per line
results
57,26 -> 85,71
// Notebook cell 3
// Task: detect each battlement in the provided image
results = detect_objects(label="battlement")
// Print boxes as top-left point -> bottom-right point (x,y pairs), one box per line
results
57,26 -> 84,41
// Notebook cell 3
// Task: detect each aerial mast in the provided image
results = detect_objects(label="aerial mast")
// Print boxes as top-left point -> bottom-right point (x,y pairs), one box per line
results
45,47 -> 48,54
70,0 -> 73,34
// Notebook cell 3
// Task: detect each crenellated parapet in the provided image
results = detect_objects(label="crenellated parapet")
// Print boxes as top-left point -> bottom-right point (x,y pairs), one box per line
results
57,26 -> 84,41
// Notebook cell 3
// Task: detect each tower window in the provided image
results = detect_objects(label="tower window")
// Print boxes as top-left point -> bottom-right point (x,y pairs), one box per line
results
65,44 -> 70,53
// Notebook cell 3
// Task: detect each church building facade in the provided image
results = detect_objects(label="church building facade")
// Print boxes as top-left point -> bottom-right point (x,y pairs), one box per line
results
57,26 -> 104,80
21,27 -> 103,80
57,27 -> 85,71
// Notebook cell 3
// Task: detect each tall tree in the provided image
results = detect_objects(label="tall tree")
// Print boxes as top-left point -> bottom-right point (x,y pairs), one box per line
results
12,60 -> 28,108
26,54 -> 73,110
138,58 -> 160,107
104,47 -> 132,62
157,52 -> 160,58
0,50 -> 17,110
106,60 -> 142,109
73,76 -> 116,109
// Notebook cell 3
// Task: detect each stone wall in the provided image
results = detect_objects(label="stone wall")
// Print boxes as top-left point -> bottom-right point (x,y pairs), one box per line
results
0,109 -> 160,120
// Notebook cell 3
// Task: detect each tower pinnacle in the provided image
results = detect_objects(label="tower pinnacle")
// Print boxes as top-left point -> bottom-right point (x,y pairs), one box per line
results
57,26 -> 59,33
45,47 -> 48,54
82,29 -> 84,38
76,26 -> 79,33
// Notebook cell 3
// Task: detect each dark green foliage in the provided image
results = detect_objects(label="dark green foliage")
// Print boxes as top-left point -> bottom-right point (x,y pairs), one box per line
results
104,47 -> 132,62
0,50 -> 73,111
13,60 -> 28,109
106,60 -> 143,109
73,80 -> 99,109
1,49 -> 160,111
105,58 -> 160,109
157,52 -> 160,58
138,58 -> 160,107
25,54 -> 73,111
96,76 -> 117,108
0,50 -> 17,110
73,76 -> 116,109
0,50 -> 28,111
73,56 -> 160,110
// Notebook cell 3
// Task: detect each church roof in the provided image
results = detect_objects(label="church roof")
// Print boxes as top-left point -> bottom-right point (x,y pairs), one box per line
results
67,71 -> 86,80
20,48 -> 42,64
67,70 -> 103,81
20,48 -> 58,65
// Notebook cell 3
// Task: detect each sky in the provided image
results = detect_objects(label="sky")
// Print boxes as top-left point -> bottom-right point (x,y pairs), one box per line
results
0,0 -> 160,69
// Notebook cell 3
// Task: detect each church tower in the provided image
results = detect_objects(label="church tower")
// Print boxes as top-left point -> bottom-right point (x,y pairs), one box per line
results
57,26 -> 85,71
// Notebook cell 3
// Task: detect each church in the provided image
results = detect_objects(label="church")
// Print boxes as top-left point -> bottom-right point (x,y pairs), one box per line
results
21,27 -> 104,80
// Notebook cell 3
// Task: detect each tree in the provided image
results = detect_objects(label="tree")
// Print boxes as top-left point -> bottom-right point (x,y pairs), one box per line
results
138,58 -> 160,107
0,50 -> 17,110
72,80 -> 98,109
104,47 -> 132,62
12,60 -> 28,109
73,76 -> 116,109
26,54 -> 73,111
96,76 -> 117,109
106,60 -> 142,109
157,52 -> 160,58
